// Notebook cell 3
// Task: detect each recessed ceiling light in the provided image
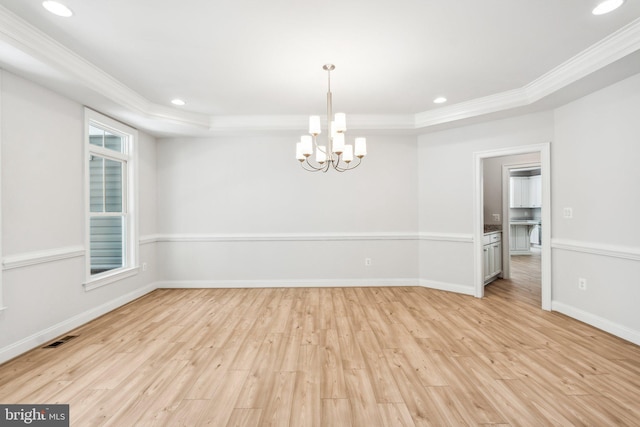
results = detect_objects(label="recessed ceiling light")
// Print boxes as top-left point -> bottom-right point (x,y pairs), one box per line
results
592,0 -> 625,15
433,97 -> 447,104
171,99 -> 186,106
42,1 -> 73,17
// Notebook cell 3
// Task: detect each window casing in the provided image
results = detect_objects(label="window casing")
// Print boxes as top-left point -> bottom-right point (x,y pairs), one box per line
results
85,109 -> 138,289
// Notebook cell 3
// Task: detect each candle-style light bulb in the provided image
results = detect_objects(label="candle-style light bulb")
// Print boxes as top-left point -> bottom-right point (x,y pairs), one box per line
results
316,146 -> 327,164
309,116 -> 321,136
334,113 -> 346,133
296,143 -> 305,162
301,135 -> 313,156
343,145 -> 354,163
332,133 -> 345,154
354,137 -> 367,158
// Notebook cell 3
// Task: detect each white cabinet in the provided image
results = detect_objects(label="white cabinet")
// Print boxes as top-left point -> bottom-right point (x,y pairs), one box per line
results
510,224 -> 531,254
529,175 -> 541,207
510,176 -> 541,208
510,177 -> 529,208
483,232 -> 502,284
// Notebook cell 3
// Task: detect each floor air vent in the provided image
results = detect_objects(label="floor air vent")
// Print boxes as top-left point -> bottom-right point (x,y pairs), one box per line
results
43,335 -> 78,348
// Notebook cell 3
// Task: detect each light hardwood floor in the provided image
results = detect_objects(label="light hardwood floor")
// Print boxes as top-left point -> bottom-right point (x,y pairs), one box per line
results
1,261 -> 639,425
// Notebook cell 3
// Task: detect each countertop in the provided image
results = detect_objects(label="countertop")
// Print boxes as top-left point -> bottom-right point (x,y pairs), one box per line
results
483,224 -> 502,233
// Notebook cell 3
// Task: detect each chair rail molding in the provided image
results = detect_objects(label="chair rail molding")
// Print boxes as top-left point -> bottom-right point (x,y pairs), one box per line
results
155,232 -> 419,243
551,238 -> 640,261
2,245 -> 85,270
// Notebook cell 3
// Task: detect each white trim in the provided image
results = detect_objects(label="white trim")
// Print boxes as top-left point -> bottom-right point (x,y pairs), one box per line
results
525,16 -> 640,103
473,143 -> 552,310
84,267 -> 140,291
419,279 -> 475,296
0,282 -> 157,365
552,301 -> 640,346
418,232 -> 474,243
157,278 -> 418,289
551,239 -> 640,261
157,279 -> 472,296
84,109 -> 139,285
139,234 -> 160,245
2,245 -> 85,270
156,232 -> 418,243
1,6 -> 639,136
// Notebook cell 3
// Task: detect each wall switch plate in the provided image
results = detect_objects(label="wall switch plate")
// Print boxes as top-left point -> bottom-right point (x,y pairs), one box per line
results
563,207 -> 573,219
142,262 -> 148,272
365,258 -> 372,266
578,278 -> 587,291
492,214 -> 500,222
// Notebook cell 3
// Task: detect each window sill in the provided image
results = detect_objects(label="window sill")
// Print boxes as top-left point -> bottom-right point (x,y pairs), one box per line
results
84,266 -> 140,291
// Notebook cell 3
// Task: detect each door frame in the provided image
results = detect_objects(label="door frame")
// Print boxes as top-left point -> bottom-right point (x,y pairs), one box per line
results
473,143 -> 551,310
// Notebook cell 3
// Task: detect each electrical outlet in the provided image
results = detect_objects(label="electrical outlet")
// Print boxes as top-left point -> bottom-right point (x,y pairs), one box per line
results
578,278 -> 587,291
365,258 -> 372,266
563,207 -> 573,219
492,214 -> 500,222
142,262 -> 148,272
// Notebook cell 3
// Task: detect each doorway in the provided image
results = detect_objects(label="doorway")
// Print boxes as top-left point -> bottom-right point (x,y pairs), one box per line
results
502,163 -> 542,304
502,162 -> 541,282
473,143 -> 551,310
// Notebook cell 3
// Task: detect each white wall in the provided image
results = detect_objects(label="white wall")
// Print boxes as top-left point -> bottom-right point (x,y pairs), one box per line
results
0,71 -> 158,363
155,134 -> 419,286
551,72 -> 640,342
417,112 -> 555,294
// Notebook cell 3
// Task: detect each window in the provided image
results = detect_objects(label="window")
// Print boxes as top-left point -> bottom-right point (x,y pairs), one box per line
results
85,109 -> 138,289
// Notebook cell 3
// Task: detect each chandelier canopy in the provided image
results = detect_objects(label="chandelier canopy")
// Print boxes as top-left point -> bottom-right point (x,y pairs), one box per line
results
296,64 -> 367,172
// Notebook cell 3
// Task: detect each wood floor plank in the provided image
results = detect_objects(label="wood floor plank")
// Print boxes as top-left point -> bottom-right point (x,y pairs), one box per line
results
355,330 -> 404,403
226,408 -> 262,427
197,370 -> 249,426
319,329 -> 347,399
383,348 -> 452,426
343,368 -> 384,426
321,398 -> 352,427
290,344 -> 321,426
257,371 -> 296,426
377,402 -> 416,427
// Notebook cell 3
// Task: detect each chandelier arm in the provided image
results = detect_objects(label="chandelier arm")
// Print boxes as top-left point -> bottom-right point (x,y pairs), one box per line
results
349,157 -> 363,170
334,156 -> 362,172
300,161 -> 323,172
303,156 -> 334,173
301,158 -> 328,172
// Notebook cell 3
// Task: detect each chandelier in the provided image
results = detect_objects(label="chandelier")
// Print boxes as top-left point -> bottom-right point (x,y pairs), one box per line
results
296,64 -> 367,172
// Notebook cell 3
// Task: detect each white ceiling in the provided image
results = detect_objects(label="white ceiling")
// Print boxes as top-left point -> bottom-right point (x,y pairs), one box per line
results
0,0 -> 639,136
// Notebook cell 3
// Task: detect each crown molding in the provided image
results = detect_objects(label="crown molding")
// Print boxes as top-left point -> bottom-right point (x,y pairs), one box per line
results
1,6 -> 639,136
0,5 -> 211,131
414,17 -> 640,130
524,16 -> 640,103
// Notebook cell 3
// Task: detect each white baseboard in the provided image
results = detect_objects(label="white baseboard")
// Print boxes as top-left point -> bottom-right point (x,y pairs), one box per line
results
157,279 -> 474,297
0,282 -> 158,365
552,301 -> 640,346
157,278 -> 419,289
419,279 -> 475,296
